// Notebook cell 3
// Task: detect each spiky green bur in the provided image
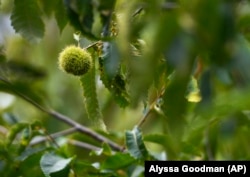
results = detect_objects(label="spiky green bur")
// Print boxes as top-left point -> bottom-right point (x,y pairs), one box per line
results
58,46 -> 92,76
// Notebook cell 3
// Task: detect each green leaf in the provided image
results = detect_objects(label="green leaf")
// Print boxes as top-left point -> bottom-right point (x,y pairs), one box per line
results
100,143 -> 113,156
193,1 -> 236,66
20,126 -> 32,145
2,113 -> 19,125
64,0 -> 97,40
143,134 -> 169,147
99,42 -> 130,107
39,0 -> 58,16
6,122 -> 28,147
73,161 -> 100,175
40,152 -> 73,177
125,126 -> 148,160
16,147 -> 46,162
54,0 -> 68,32
101,152 -> 135,170
200,88 -> 250,119
80,51 -> 106,131
143,134 -> 176,157
17,126 -> 36,154
102,42 -> 121,78
38,0 -> 67,32
149,152 -> 167,161
11,0 -> 45,42
185,77 -> 201,103
130,165 -> 144,177
161,33 -> 196,138
98,0 -> 116,11
98,0 -> 116,36
18,149 -> 45,177
90,143 -> 113,156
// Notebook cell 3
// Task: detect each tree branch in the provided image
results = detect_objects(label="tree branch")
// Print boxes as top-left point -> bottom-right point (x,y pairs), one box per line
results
30,128 -> 102,151
0,77 -> 124,151
48,110 -> 124,151
30,127 -> 77,146
68,139 -> 101,151
84,41 -> 101,50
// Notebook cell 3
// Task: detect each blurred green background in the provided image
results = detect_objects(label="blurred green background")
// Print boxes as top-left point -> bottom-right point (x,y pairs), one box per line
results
0,0 -> 250,167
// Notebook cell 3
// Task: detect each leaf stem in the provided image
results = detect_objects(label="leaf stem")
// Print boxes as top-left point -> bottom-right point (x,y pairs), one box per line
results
84,41 -> 101,50
137,87 -> 165,127
137,104 -> 154,128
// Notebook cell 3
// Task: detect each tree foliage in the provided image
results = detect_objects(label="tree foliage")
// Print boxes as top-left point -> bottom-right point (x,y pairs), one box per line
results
1,0 -> 250,176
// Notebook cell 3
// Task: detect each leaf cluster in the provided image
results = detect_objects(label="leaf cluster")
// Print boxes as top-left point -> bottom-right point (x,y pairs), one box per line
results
1,0 -> 250,176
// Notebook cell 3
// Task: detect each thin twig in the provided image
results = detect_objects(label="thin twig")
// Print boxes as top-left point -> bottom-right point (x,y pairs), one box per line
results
137,87 -> 165,127
48,111 -> 124,151
30,127 -> 77,146
0,77 -> 124,151
84,41 -> 101,50
44,129 -> 61,148
31,131 -> 102,151
68,139 -> 101,151
137,104 -> 154,128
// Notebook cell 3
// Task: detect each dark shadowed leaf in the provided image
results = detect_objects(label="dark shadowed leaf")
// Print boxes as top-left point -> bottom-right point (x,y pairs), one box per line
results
18,149 -> 46,177
39,0 -> 59,16
98,0 -> 116,37
11,0 -> 45,42
39,0 -> 68,32
54,0 -> 68,32
99,42 -> 130,107
198,69 -> 213,107
0,52 -> 6,62
0,61 -> 46,81
102,42 -> 120,78
63,0 -> 97,40
0,79 -> 45,105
